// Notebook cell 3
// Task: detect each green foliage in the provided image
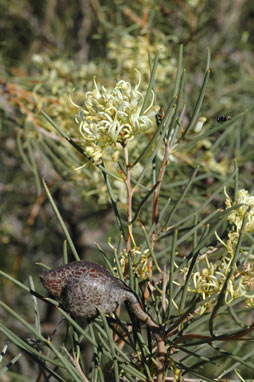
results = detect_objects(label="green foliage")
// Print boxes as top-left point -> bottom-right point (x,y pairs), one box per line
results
1,1 -> 254,381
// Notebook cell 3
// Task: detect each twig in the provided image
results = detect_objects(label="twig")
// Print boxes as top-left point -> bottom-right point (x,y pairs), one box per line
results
151,139 -> 170,242
150,139 -> 170,382
24,193 -> 45,235
162,265 -> 169,314
123,144 -> 133,253
155,332 -> 166,382
122,6 -> 151,28
62,347 -> 89,382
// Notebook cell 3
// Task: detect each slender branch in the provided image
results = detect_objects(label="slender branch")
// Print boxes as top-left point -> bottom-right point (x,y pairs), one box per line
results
156,333 -> 166,382
150,139 -> 170,382
145,138 -> 170,290
62,347 -> 89,382
151,139 -> 170,245
123,144 -> 133,253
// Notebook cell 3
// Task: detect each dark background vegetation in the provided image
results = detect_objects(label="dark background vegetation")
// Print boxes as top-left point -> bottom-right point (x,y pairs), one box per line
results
0,0 -> 253,380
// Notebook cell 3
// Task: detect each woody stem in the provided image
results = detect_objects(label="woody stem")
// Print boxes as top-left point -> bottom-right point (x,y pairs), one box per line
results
123,144 -> 132,253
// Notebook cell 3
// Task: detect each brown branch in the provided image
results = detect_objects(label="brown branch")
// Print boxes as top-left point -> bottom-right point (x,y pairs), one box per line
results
151,140 -> 170,238
122,5 -> 152,29
176,322 -> 254,344
150,139 -> 170,382
24,193 -> 45,235
122,7 -> 144,27
123,144 -> 133,253
162,265 -> 169,313
156,332 -> 166,382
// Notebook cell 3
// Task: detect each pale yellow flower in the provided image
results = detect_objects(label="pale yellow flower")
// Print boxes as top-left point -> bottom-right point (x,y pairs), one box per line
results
194,116 -> 207,133
226,189 -> 254,232
107,34 -> 177,85
73,73 -> 159,158
116,248 -> 151,279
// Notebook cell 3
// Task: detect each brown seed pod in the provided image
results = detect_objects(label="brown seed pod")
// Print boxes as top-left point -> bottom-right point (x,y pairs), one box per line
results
40,261 -> 159,329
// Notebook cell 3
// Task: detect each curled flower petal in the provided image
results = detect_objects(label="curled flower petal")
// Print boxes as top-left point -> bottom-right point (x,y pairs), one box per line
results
74,72 -> 158,153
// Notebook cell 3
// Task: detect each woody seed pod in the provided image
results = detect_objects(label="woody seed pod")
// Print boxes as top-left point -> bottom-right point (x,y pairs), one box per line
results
40,261 -> 159,329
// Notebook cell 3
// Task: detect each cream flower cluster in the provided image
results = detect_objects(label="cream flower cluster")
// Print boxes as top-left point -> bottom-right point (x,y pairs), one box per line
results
107,34 -> 177,85
226,189 -> 254,233
239,261 -> 254,306
74,74 -> 159,161
189,255 -> 236,313
191,256 -> 254,310
186,189 -> 254,312
187,253 -> 253,313
116,248 -> 150,279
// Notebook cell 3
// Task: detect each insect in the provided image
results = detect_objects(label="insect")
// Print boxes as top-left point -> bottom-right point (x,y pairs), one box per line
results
40,260 -> 159,329
216,115 -> 232,123
156,106 -> 165,126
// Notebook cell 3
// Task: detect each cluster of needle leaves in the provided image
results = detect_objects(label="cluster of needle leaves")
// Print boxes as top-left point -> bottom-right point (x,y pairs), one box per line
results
1,43 -> 254,382
1,1 -> 254,381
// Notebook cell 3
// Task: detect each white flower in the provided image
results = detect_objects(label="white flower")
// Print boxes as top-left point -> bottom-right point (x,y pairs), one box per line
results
116,248 -> 151,279
226,189 -> 254,232
73,73 -> 159,157
194,116 -> 207,133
